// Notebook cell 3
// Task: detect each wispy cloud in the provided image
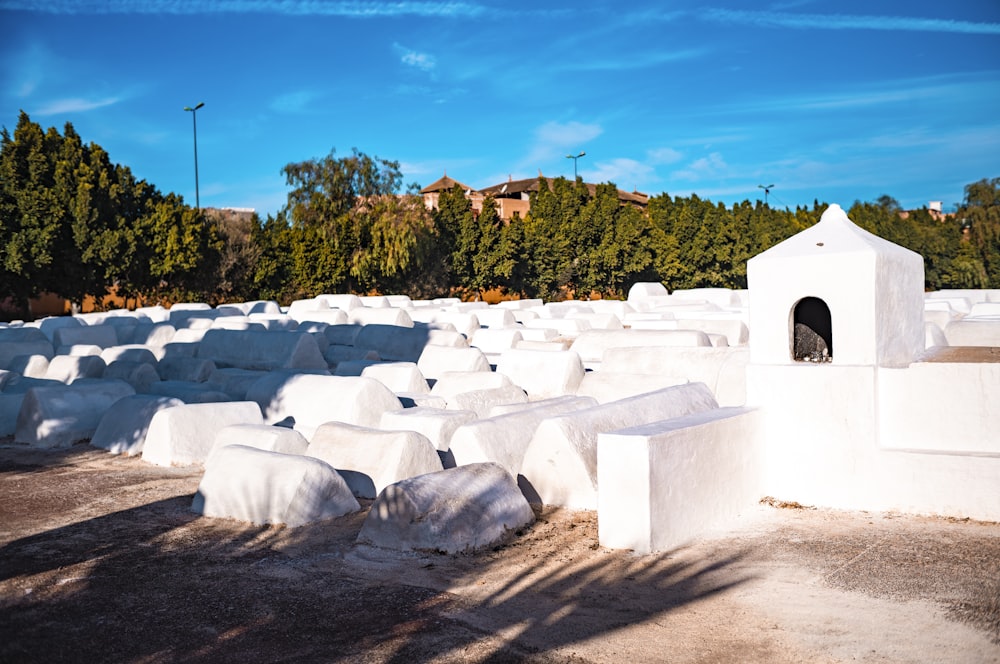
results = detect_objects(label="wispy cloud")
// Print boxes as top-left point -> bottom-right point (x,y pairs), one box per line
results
269,90 -> 323,114
535,121 -> 603,148
560,48 -> 707,73
394,43 -> 436,72
702,8 -> 1000,35
672,152 -> 729,182
647,147 -> 683,165
34,95 -> 121,115
1,0 -> 488,18
585,157 -> 655,189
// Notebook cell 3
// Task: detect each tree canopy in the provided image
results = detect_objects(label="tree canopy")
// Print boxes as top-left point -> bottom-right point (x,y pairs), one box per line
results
2,111 -> 996,320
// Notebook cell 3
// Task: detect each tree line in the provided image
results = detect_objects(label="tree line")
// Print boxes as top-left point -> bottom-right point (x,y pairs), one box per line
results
2,112 -> 998,320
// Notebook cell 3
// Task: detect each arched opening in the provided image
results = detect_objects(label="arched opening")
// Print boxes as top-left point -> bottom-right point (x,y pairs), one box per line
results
791,297 -> 832,362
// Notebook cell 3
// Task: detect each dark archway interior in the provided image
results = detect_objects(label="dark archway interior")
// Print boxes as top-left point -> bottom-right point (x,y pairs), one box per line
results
792,297 -> 833,362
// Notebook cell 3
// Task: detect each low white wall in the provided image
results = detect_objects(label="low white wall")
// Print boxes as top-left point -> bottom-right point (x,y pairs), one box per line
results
597,407 -> 763,553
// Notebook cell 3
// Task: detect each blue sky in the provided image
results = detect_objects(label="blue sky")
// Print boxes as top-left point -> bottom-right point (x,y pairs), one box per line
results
2,1 -> 999,218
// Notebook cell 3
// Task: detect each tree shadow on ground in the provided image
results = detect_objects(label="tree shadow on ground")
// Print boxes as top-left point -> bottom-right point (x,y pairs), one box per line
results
0,477 -> 753,664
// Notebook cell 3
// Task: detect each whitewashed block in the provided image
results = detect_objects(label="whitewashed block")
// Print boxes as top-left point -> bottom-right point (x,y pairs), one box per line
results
7,354 -> 49,378
44,355 -> 106,383
157,357 -> 217,382
570,329 -> 713,366
293,309 -> 349,325
355,324 -> 467,363
130,322 -> 177,347
142,401 -> 264,467
0,328 -> 54,369
192,445 -> 359,526
598,408 -> 762,553
361,362 -> 429,394
31,316 -> 82,343
317,294 -> 364,311
91,395 -> 184,455
469,328 -> 523,356
495,348 -> 585,400
417,345 -> 491,380
627,282 -> 669,302
519,382 -> 719,509
429,371 -> 512,399
379,407 -> 478,452
212,423 -> 309,455
14,380 -> 136,448
448,385 -> 528,417
450,395 -> 597,476
944,319 -> 1000,346
146,380 -> 232,403
357,463 -> 534,554
307,422 -> 443,498
197,329 -> 327,371
100,346 -> 158,366
104,360 -> 159,392
348,307 -> 414,327
246,373 -> 402,440
51,324 -> 118,349
324,324 -> 364,346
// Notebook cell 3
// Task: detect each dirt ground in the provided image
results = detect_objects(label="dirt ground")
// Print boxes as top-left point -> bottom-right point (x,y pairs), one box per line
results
1,443 -> 998,664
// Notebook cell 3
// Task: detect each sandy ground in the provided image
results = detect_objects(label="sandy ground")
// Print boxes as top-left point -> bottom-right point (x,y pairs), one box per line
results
1,443 -> 998,664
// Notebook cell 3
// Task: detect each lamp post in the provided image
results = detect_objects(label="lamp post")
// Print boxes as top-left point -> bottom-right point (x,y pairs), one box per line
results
183,102 -> 205,212
565,151 -> 586,181
758,183 -> 774,205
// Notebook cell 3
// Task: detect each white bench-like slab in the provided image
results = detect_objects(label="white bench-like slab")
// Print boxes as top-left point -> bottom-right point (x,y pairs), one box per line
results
141,401 -> 264,467
104,360 -> 160,392
211,423 -> 309,455
197,329 -> 327,371
495,348 -> 585,399
570,329 -> 713,367
192,445 -> 359,526
598,407 -> 763,553
355,324 -> 467,363
944,319 -> 1000,346
90,395 -> 184,456
0,328 -> 54,369
417,346 -> 492,380
449,395 -> 597,476
519,382 -> 719,510
360,362 -> 430,394
307,422 -> 443,499
51,324 -> 119,349
14,379 -> 136,448
246,373 -> 402,439
379,407 -> 478,453
357,463 -> 534,554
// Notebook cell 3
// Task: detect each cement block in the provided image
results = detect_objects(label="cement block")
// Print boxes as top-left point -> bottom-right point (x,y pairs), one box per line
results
348,307 -> 414,327
192,445 -> 359,526
357,463 -> 534,554
90,395 -> 185,455
944,319 -> 1000,346
292,309 -> 349,325
469,328 -> 523,356
318,294 -> 364,311
323,324 -> 364,346
473,308 -> 517,329
627,282 -> 669,302
197,329 -> 327,371
130,322 -> 177,347
212,423 -> 309,455
447,385 -> 528,418
246,373 -> 403,439
7,354 -> 50,378
146,380 -> 233,403
449,395 -> 598,476
519,382 -> 720,509
576,372 -> 688,404
44,355 -> 106,383
14,379 -> 136,448
104,360 -> 160,392
355,324 -> 467,363
157,357 -> 217,382
0,328 -> 54,369
206,368 -> 273,400
379,407 -> 478,452
597,408 -> 763,553
495,348 -> 585,399
570,329 -> 713,366
51,324 -> 119,349
417,345 -> 492,380
142,401 -> 264,467
99,346 -> 158,366
307,422 -> 443,499
360,362 -> 430,394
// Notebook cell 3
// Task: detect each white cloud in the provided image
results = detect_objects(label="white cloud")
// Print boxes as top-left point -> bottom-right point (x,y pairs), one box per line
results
34,95 -> 121,116
401,50 -> 436,72
702,8 -> 1000,35
4,0 -> 489,18
535,120 -> 603,148
671,152 -> 728,181
269,90 -> 322,114
647,147 -> 683,165
584,158 -> 655,188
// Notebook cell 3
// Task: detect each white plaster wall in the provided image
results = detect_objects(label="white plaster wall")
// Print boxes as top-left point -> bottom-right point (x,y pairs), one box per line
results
597,407 -> 763,553
877,363 -> 1000,455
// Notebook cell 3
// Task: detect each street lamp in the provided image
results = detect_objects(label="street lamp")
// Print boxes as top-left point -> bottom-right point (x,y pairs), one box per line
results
565,151 -> 586,181
758,183 -> 774,204
183,102 -> 205,212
